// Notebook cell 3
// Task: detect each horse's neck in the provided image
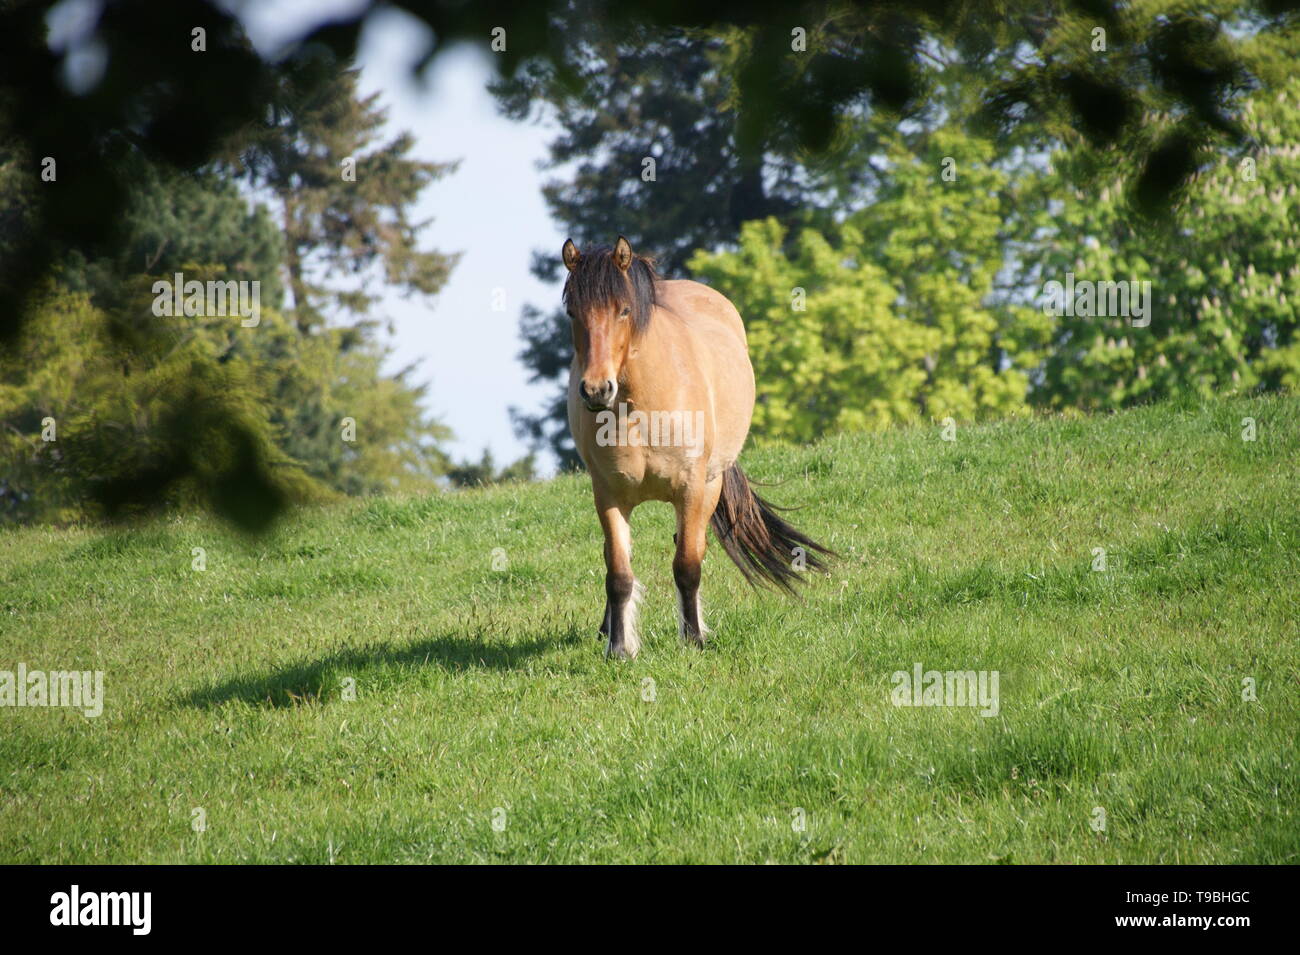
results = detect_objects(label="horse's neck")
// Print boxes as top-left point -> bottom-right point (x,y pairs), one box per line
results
622,315 -> 677,404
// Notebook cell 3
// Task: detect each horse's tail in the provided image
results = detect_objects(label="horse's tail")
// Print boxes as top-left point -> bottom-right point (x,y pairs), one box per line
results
709,464 -> 833,594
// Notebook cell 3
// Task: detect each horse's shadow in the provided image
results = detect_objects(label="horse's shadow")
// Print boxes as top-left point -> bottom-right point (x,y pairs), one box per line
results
180,628 -> 580,710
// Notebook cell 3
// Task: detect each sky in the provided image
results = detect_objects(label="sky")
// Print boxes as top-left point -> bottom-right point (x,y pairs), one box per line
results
237,0 -> 566,471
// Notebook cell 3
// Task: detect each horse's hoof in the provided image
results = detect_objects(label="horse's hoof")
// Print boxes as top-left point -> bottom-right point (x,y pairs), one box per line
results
605,640 -> 639,661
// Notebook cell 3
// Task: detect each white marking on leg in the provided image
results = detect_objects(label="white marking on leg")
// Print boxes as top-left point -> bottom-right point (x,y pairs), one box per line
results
606,578 -> 644,660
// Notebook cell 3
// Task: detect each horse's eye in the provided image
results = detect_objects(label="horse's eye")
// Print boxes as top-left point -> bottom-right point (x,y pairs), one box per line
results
619,307 -> 631,318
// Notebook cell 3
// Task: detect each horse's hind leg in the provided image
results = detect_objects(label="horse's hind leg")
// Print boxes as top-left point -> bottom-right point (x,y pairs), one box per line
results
674,478 -> 722,648
597,497 -> 641,659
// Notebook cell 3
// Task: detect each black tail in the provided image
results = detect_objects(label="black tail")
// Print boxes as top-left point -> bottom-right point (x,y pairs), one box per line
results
708,464 -> 834,594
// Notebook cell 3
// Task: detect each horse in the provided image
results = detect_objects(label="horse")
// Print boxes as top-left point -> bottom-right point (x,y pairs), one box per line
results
562,235 -> 833,659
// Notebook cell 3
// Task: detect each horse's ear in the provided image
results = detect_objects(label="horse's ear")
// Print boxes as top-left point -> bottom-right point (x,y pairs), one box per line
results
613,235 -> 633,271
562,238 -> 581,272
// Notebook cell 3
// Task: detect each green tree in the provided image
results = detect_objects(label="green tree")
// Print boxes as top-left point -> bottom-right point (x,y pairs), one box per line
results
219,56 -> 464,491
0,282 -> 323,525
1028,74 -> 1300,408
446,448 -> 538,488
494,3 -> 1228,462
689,125 -> 1046,441
229,60 -> 458,333
1,47 -> 462,521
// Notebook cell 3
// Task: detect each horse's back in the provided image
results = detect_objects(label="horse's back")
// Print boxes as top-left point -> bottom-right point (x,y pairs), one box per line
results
652,279 -> 754,469
656,279 -> 748,346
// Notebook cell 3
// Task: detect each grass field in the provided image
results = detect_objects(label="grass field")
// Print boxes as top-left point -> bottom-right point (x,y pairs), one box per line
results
1,396 -> 1296,863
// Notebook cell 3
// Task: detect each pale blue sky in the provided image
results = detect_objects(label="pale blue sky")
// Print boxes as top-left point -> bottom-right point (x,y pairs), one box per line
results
239,0 -> 565,469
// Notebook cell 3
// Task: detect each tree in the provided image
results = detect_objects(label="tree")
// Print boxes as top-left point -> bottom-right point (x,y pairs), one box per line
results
496,2 -> 1280,463
0,282 -> 322,525
1,38 -> 461,523
1028,74 -> 1300,408
228,58 -> 458,333
446,448 -> 538,488
55,162 -> 287,323
2,0 -> 1292,519
690,123 -> 1047,441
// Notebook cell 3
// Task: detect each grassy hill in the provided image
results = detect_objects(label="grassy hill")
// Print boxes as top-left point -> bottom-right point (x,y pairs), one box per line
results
1,396 -> 1296,863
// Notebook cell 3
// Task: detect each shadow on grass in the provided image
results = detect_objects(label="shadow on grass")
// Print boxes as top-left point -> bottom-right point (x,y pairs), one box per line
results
180,628 -> 579,710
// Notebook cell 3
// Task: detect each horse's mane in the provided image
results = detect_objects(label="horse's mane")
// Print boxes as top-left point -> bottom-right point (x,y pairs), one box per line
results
562,246 -> 660,335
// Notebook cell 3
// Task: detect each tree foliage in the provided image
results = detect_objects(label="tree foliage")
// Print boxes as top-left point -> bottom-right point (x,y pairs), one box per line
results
495,2 -> 1297,462
690,125 -> 1047,440
228,60 -> 458,331
3,0 -> 1299,514
1,30 -> 459,524
1028,75 -> 1300,408
0,283 -> 315,525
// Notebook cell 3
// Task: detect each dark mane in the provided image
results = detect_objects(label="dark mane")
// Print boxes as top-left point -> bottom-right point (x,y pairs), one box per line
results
563,246 -> 660,334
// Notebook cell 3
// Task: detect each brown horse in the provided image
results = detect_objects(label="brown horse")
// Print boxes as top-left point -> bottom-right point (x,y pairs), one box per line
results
563,235 -> 832,659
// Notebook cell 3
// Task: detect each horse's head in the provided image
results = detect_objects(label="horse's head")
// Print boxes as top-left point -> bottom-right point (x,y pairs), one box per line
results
562,235 -> 658,412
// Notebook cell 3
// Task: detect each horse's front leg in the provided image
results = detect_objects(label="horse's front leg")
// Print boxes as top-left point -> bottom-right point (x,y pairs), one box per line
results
674,479 -> 722,648
597,497 -> 641,659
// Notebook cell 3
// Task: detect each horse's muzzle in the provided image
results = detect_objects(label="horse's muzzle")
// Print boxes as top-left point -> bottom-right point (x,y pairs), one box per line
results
580,378 -> 617,412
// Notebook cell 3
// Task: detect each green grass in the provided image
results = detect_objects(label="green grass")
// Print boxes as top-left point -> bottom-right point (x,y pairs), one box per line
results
1,395 -> 1297,863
